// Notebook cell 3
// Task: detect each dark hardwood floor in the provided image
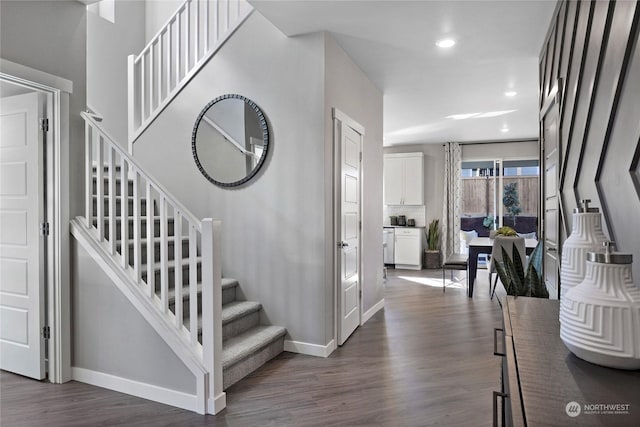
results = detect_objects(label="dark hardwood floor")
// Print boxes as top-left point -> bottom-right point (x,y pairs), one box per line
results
1,269 -> 503,426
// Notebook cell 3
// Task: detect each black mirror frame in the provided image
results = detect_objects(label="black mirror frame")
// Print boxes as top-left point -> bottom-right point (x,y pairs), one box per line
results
192,94 -> 269,187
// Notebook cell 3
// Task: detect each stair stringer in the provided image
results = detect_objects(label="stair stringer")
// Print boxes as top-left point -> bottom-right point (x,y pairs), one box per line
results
70,217 -> 226,414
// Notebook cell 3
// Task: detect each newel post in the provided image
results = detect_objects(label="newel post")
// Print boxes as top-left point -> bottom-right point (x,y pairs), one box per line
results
201,219 -> 225,413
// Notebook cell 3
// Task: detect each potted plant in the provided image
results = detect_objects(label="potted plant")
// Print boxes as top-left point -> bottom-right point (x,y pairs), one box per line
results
493,242 -> 548,298
424,219 -> 441,269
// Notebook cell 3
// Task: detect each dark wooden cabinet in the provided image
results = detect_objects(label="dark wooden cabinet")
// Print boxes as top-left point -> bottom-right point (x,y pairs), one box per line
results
495,296 -> 640,426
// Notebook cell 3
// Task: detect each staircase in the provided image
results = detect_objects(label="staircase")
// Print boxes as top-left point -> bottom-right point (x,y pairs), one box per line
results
72,112 -> 285,413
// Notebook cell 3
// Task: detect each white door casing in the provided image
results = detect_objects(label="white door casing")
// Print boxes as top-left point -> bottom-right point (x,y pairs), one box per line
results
0,92 -> 47,379
334,109 -> 363,346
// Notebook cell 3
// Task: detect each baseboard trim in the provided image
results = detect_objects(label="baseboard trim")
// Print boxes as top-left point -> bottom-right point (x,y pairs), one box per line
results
362,298 -> 385,324
284,339 -> 336,358
71,367 -> 199,413
207,392 -> 226,415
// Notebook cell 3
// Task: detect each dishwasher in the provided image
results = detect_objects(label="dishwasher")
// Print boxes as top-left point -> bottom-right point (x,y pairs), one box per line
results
383,227 -> 395,265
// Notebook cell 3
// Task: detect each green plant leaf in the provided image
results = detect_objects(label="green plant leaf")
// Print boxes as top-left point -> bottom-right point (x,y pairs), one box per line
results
494,258 -> 513,295
526,241 -> 543,277
525,260 -> 549,298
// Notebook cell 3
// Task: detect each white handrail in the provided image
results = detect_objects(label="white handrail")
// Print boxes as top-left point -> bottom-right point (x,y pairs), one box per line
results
128,0 -> 253,151
82,111 -> 223,412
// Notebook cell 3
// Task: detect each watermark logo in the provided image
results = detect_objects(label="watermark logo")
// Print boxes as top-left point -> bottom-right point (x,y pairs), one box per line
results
565,401 -> 631,417
565,401 -> 581,417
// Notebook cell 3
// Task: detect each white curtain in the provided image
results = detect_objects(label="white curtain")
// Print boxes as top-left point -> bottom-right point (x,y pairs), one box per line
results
442,142 -> 462,258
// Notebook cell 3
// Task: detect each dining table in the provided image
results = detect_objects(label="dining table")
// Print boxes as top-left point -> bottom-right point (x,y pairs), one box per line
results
467,237 -> 539,298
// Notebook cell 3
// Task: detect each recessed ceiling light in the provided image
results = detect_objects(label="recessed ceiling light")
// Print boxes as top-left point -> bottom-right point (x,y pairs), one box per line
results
446,113 -> 480,120
501,128 -> 510,133
505,91 -> 518,97
436,39 -> 456,48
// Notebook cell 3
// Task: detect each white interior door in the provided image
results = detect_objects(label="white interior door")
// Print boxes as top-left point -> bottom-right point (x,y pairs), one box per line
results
336,119 -> 362,346
0,92 -> 46,379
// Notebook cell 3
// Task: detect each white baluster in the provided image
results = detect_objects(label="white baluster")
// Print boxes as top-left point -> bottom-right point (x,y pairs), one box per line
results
176,12 -> 181,85
140,56 -> 146,122
95,136 -> 104,242
160,193 -> 169,313
189,225 -> 198,344
149,44 -> 154,116
107,146 -> 116,254
127,55 -> 136,152
132,170 -> 141,283
85,122 -> 92,228
166,24 -> 172,97
194,0 -> 200,62
146,181 -> 155,298
213,0 -> 219,45
120,158 -> 129,269
204,0 -> 209,53
185,1 -> 191,75
174,213 -> 183,329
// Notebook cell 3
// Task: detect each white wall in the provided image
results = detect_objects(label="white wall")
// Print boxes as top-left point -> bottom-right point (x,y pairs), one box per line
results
144,0 -> 182,43
87,0 -> 146,145
0,0 -> 86,217
133,12 -> 329,346
71,241 -> 196,394
324,34 -> 384,327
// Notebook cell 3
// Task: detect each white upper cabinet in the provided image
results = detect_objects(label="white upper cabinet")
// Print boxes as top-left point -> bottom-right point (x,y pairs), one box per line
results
383,153 -> 424,205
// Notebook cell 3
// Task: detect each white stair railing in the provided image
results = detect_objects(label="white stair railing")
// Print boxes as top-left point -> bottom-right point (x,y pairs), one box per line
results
82,111 -> 224,413
127,0 -> 253,150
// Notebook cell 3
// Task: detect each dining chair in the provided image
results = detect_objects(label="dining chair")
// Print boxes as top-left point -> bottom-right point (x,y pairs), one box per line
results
459,229 -> 478,255
442,253 -> 468,293
488,236 -> 526,299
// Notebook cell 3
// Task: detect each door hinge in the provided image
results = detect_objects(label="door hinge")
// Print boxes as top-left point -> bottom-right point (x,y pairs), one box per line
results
40,222 -> 50,236
359,152 -> 363,162
40,118 -> 49,132
42,326 -> 50,340
359,289 -> 362,299
359,220 -> 362,231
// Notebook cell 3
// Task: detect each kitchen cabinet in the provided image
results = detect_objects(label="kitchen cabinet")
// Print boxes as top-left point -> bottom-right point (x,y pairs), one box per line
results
394,228 -> 422,269
384,153 -> 423,205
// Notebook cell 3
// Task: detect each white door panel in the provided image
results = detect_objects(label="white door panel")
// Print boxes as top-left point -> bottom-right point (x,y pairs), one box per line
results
0,92 -> 46,379
337,120 -> 362,346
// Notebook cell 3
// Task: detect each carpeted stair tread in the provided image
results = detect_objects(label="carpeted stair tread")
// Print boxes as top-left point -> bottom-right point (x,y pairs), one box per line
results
221,301 -> 261,325
222,325 -> 286,370
222,278 -> 238,290
167,278 -> 237,304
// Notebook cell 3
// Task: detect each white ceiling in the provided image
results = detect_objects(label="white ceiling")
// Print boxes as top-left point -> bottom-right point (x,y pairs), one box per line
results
250,0 -> 557,146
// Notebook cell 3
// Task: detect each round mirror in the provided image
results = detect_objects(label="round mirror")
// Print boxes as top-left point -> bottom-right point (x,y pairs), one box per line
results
192,94 -> 269,187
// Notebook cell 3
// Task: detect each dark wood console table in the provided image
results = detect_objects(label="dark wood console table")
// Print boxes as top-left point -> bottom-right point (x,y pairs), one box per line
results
496,296 -> 640,426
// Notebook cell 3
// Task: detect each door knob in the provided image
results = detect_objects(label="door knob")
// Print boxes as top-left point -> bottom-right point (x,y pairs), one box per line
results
337,241 -> 349,248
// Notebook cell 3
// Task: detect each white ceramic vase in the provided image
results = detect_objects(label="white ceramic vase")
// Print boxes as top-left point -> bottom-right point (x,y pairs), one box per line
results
560,200 -> 607,297
560,246 -> 640,370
